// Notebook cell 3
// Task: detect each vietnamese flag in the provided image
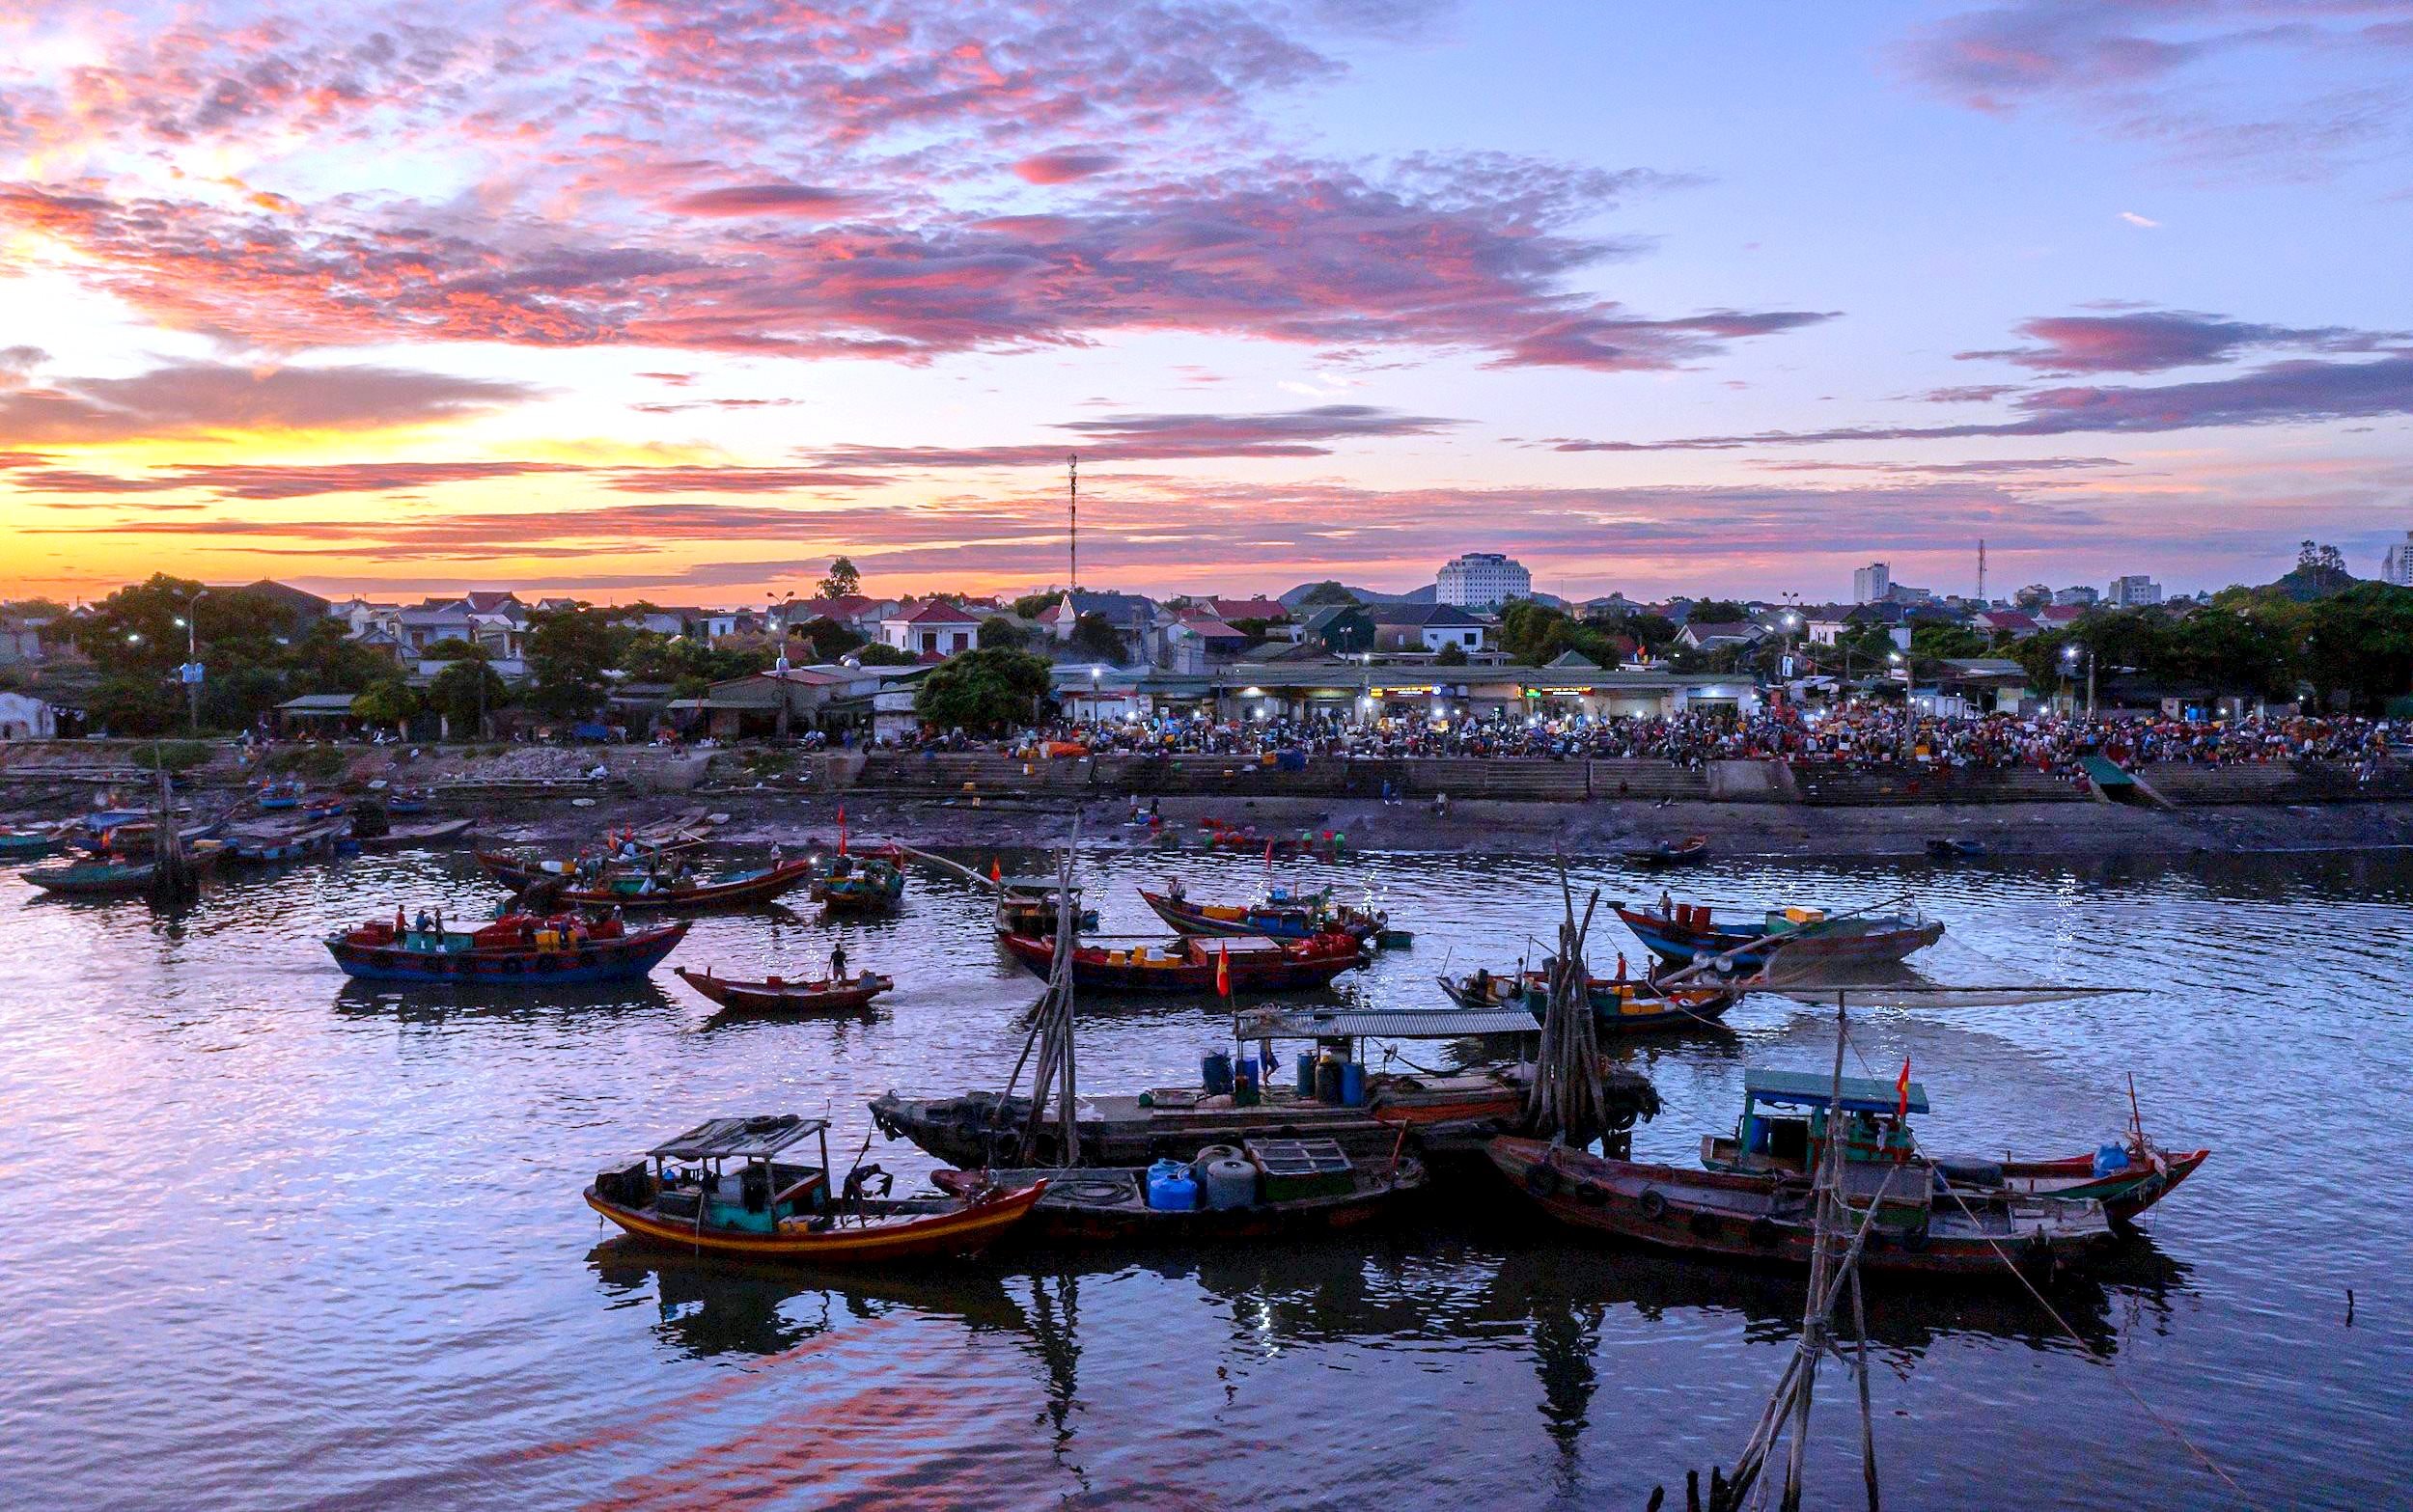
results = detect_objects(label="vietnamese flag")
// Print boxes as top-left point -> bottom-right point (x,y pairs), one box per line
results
989,857 -> 1002,883
1216,945 -> 1232,998
837,805 -> 847,856
1896,1058 -> 1912,1118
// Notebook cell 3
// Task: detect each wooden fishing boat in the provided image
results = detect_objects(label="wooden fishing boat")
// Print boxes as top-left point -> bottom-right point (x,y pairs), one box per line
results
256,779 -> 307,811
225,818 -> 347,863
25,845 -> 224,895
871,1005 -> 1661,1173
1196,816 -> 1341,859
674,965 -> 895,1015
1614,898 -> 1944,972
385,790 -> 430,814
1138,885 -> 1388,944
809,856 -> 905,912
929,1140 -> 1424,1246
348,817 -> 477,851
585,1114 -> 1047,1265
997,928 -> 1367,993
1623,834 -> 1710,867
1927,837 -> 1988,859
510,858 -> 818,912
993,876 -> 1098,934
0,826 -> 61,859
1438,968 -> 1738,1032
1700,1068 -> 2208,1225
1488,1136 -> 2118,1278
323,912 -> 688,984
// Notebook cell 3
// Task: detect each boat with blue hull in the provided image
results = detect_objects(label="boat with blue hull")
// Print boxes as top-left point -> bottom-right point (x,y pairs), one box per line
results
1614,898 -> 1942,973
324,913 -> 688,984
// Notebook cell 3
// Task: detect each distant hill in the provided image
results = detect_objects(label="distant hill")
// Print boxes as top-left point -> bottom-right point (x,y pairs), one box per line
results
1277,581 -> 1424,609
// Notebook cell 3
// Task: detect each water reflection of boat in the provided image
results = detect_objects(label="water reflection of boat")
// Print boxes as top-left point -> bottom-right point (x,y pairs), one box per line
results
588,1240 -> 1036,1361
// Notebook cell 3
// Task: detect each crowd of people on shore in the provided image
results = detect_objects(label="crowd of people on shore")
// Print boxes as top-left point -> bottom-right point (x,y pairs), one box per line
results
949,706 -> 2396,775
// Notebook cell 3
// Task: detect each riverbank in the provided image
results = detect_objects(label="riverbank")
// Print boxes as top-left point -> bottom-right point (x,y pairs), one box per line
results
450,788 -> 2413,862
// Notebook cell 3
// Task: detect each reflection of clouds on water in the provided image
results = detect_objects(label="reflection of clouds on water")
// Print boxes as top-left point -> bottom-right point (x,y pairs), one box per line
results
0,841 -> 2394,1510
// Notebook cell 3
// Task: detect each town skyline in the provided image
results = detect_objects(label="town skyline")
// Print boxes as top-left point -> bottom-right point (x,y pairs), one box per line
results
4,3 -> 2409,604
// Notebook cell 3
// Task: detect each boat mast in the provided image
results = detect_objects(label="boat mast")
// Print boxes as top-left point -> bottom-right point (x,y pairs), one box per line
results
1067,453 -> 1079,598
1012,827 -> 1082,1166
1525,857 -> 1608,1145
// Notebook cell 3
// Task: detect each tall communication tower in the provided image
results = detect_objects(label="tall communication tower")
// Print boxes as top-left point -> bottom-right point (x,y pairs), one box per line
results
1977,538 -> 1987,603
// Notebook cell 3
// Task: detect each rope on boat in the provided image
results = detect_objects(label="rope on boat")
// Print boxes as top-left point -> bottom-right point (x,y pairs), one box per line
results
1827,1022 -> 2258,1509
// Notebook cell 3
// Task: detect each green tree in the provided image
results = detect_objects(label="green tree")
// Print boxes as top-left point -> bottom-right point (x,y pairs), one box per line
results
979,615 -> 1033,649
87,674 -> 178,736
1296,581 -> 1357,608
817,556 -> 862,601
795,615 -> 864,660
350,678 -> 424,735
283,619 -> 390,695
853,643 -> 919,666
428,655 -> 508,738
1068,612 -> 1125,662
1686,599 -> 1750,624
524,604 -> 627,719
1012,591 -> 1065,619
2303,583 -> 2413,713
1434,641 -> 1468,666
912,647 -> 1053,733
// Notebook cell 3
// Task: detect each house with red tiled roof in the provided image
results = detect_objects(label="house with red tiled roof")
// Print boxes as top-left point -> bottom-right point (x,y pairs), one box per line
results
1206,596 -> 1286,623
880,599 -> 982,659
1973,608 -> 2040,639
2038,604 -> 2088,628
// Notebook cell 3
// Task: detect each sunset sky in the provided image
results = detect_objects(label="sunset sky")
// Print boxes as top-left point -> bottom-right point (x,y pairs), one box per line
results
3,0 -> 2409,607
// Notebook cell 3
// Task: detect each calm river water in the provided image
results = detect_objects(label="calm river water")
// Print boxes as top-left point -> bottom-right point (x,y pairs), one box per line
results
2,838 -> 2407,1509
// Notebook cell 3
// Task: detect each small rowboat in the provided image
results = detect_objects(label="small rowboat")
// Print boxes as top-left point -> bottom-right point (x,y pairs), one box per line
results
997,928 -> 1367,994
1614,899 -> 1943,973
324,913 -> 687,984
511,858 -> 819,912
675,966 -> 895,1015
1196,817 -> 1341,859
1438,969 -> 1737,1032
586,1114 -> 1046,1264
225,819 -> 347,863
1927,837 -> 1988,859
1623,834 -> 1709,867
810,856 -> 905,912
0,827 -> 61,859
929,1141 -> 1424,1247
256,780 -> 307,811
1488,1137 -> 2117,1279
348,818 -> 477,851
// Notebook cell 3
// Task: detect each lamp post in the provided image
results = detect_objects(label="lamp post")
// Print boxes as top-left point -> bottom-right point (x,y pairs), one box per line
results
177,587 -> 209,732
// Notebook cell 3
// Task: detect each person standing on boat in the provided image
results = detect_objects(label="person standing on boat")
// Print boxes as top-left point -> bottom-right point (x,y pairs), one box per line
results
829,941 -> 848,983
1168,876 -> 1185,903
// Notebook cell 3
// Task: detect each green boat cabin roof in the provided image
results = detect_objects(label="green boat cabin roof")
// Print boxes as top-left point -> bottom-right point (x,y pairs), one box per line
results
1744,1068 -> 1929,1115
648,1114 -> 828,1162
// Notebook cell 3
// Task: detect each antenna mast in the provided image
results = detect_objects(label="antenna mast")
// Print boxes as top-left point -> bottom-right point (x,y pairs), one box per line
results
1977,538 -> 1987,603
1067,453 -> 1079,596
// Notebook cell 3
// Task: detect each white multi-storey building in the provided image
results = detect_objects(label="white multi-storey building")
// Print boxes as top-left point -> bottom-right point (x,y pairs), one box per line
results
2383,533 -> 2413,587
1435,552 -> 1532,608
1852,563 -> 1890,605
2107,574 -> 2162,608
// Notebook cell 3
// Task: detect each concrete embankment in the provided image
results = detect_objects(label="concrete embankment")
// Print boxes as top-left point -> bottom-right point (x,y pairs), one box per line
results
6,740 -> 2412,862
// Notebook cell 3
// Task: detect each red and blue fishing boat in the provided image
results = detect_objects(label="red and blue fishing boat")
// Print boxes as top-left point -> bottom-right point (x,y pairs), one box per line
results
257,779 -> 307,811
1139,884 -> 1387,944
502,857 -> 818,912
324,911 -> 687,984
1614,897 -> 1943,972
997,929 -> 1367,994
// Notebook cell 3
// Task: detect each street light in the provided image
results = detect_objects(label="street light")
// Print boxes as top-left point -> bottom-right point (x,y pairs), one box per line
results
180,587 -> 209,732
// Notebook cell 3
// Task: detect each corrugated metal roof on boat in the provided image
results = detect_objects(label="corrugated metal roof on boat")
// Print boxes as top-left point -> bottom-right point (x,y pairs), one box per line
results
1234,1006 -> 1539,1039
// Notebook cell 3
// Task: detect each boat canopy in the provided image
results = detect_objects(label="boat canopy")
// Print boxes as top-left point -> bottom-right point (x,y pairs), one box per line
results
1235,1006 -> 1539,1040
648,1114 -> 828,1162
1744,1067 -> 1929,1116
1000,876 -> 1082,894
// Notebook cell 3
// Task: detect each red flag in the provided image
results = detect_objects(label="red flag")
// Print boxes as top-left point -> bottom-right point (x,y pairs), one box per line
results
837,804 -> 847,856
989,856 -> 1002,883
1895,1058 -> 1912,1119
1263,839 -> 1274,866
1215,945 -> 1231,998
